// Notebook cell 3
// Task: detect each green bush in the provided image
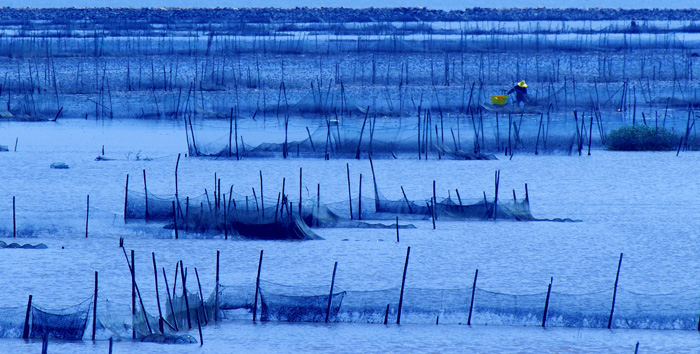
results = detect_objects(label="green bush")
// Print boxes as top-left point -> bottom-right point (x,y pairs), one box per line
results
606,125 -> 677,151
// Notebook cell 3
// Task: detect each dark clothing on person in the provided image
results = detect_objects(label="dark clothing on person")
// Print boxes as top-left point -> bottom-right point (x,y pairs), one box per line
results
507,85 -> 528,105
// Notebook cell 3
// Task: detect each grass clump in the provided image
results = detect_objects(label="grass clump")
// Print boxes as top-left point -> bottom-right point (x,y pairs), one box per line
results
606,125 -> 677,151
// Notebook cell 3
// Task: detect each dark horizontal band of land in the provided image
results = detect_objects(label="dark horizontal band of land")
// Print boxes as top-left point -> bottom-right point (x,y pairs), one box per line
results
2,7 -> 700,23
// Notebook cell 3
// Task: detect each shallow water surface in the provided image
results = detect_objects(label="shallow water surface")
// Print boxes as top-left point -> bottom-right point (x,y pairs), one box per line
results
1,119 -> 699,352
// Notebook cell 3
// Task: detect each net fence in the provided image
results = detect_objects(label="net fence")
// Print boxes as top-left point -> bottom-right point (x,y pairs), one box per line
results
215,282 -> 700,330
124,182 -> 536,239
4,283 -> 698,341
191,114 -> 498,160
0,297 -> 93,340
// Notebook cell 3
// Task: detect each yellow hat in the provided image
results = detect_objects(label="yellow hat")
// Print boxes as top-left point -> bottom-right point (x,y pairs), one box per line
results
518,80 -> 527,88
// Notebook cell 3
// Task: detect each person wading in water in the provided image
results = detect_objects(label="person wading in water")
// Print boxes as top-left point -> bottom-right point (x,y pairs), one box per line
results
507,80 -> 528,107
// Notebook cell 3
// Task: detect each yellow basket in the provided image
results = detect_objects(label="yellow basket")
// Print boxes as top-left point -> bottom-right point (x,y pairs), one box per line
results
491,95 -> 508,105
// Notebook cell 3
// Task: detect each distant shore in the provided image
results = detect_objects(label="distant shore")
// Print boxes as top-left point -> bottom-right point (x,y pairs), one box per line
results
2,7 -> 700,23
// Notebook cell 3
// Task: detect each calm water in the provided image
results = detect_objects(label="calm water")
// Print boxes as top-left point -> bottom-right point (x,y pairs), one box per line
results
1,118 -> 700,353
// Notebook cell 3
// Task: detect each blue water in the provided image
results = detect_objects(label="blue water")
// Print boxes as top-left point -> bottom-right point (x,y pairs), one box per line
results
1,119 -> 700,352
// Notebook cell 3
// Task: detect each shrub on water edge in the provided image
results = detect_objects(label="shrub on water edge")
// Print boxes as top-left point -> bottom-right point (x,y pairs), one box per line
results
605,125 -> 677,151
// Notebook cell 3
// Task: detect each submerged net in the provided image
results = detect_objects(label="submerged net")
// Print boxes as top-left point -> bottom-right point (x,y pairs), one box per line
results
164,289 -> 218,331
125,189 -> 322,240
124,180 -> 536,238
213,281 -> 700,330
259,282 -> 345,322
0,306 -> 27,338
191,117 -> 495,160
29,298 -> 92,340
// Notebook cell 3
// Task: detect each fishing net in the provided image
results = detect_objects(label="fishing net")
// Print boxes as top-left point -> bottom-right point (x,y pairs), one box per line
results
546,290 -> 611,328
29,298 -> 92,340
124,177 -> 536,238
125,189 -> 322,240
0,306 -> 27,338
611,288 -> 700,330
165,289 -> 217,331
213,281 -> 700,329
259,281 -> 345,322
190,116 -> 496,160
94,299 -> 132,340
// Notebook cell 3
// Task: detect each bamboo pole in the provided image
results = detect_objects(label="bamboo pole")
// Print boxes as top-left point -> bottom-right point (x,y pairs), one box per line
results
253,250 -> 263,322
162,267 -> 179,331
85,195 -> 89,238
194,267 -> 208,325
92,271 -> 98,340
260,171 -> 265,218
325,262 -> 338,323
143,169 -> 149,220
196,310 -> 203,346
172,201 -> 178,239
215,250 -> 220,322
131,250 -> 135,338
468,269 -> 478,325
358,174 -> 362,220
396,216 -> 399,242
542,277 -> 552,328
396,246 -> 410,325
152,253 -> 163,330
400,186 -> 413,214
13,196 -> 16,238
608,253 -> 624,329
124,174 -> 128,221
22,295 -> 31,339
181,261 -> 192,329
347,163 -> 353,219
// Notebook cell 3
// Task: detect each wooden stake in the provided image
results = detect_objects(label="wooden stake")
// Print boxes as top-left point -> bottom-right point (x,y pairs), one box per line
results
143,169 -> 149,220
85,195 -> 89,238
325,262 -> 338,323
124,174 -> 129,221
228,108 -> 233,157
215,250 -> 220,322
397,246 -> 410,324
432,180 -> 437,223
542,277 -> 552,328
172,201 -> 178,239
131,250 -> 135,339
175,153 -> 180,199
92,271 -> 98,340
468,269 -> 478,325
173,262 -> 179,298
396,216 -> 399,242
346,163 -> 353,219
152,253 -> 163,329
608,253 -> 623,329
22,294 -> 32,339
162,267 -> 179,331
400,186 -> 412,214
358,174 -> 362,220
196,310 -> 203,346
260,171 -> 265,218
12,196 -> 16,238
369,155 -> 380,210
253,250 -> 263,322
181,262 -> 192,329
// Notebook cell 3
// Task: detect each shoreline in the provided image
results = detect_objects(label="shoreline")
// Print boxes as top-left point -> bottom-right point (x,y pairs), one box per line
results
2,7 -> 700,23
